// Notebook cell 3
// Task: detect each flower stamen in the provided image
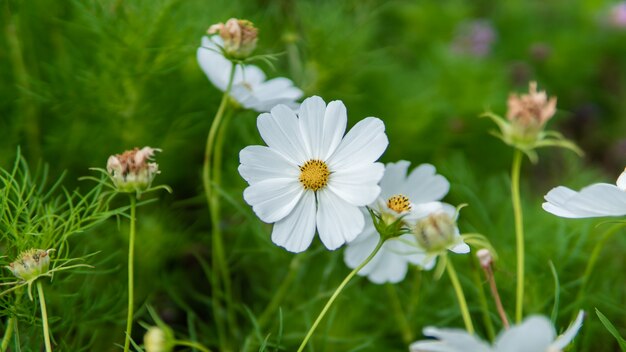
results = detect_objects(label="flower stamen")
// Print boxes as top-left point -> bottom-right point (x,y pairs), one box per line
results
387,194 -> 411,213
299,159 -> 330,191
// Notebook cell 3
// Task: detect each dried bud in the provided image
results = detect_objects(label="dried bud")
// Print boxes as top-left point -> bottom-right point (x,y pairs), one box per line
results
506,81 -> 557,140
7,249 -> 53,281
144,326 -> 174,352
476,248 -> 493,268
107,147 -> 161,195
208,18 -> 258,59
413,212 -> 457,253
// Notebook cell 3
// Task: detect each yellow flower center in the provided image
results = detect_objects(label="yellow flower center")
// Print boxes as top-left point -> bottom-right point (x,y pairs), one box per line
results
387,194 -> 411,213
299,159 -> 330,191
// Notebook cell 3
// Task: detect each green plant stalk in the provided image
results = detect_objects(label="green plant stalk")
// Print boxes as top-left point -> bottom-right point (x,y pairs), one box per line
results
446,256 -> 475,334
573,224 -> 623,315
511,149 -> 525,323
1,290 -> 23,352
123,195 -> 137,352
175,340 -> 213,352
36,281 -> 52,352
202,63 -> 237,352
257,255 -> 302,329
386,284 -> 413,344
470,260 -> 496,340
296,238 -> 385,352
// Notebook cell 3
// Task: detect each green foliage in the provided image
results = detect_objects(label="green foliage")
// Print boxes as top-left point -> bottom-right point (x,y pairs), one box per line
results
1,0 -> 626,351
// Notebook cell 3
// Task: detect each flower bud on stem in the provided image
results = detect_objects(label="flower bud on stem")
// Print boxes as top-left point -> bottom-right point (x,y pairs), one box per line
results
477,249 -> 510,329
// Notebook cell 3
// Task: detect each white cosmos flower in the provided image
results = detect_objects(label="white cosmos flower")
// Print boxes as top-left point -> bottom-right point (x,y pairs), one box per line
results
343,161 -> 451,284
197,36 -> 303,112
238,96 -> 388,253
543,169 -> 626,218
410,310 -> 584,352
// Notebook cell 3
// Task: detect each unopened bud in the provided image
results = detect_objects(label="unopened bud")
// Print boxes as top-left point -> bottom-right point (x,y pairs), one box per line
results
413,212 -> 457,253
7,249 -> 53,281
107,147 -> 161,195
208,18 -> 258,59
144,326 -> 174,352
477,248 -> 493,268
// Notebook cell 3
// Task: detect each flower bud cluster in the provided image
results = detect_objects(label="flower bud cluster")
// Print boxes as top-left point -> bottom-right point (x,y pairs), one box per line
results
7,249 -> 53,281
107,147 -> 160,195
208,18 -> 258,59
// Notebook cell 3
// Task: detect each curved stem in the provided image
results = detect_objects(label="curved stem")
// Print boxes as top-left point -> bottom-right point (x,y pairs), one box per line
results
470,259 -> 496,340
446,256 -> 474,334
36,281 -> 52,352
175,340 -> 213,352
386,284 -> 413,344
573,224 -> 624,316
203,63 -> 237,352
511,149 -> 525,323
123,195 -> 137,352
296,237 -> 385,352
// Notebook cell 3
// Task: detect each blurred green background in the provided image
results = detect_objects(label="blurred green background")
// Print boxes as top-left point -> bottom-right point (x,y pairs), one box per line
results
2,0 -> 626,350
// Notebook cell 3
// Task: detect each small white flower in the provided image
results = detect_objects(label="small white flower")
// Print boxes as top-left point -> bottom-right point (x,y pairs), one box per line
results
543,168 -> 626,218
239,96 -> 388,253
410,310 -> 584,352
197,37 -> 303,112
343,161 -> 451,284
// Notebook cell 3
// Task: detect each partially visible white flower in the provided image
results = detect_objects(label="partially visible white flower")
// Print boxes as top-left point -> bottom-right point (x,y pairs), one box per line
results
542,168 -> 626,218
239,96 -> 388,253
344,162 -> 450,284
197,37 -> 303,112
410,310 -> 585,352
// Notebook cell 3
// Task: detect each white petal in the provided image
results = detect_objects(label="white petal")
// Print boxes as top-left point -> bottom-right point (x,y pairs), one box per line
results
328,162 -> 384,206
494,316 -> 554,352
257,106 -> 308,165
394,234 -> 432,268
197,37 -> 231,91
327,117 -> 388,170
297,96 -> 327,158
543,184 -> 626,218
238,64 -> 266,85
243,179 -> 303,223
271,191 -> 317,253
405,164 -> 450,203
238,146 -> 298,184
316,188 -> 364,250
550,310 -> 584,350
409,327 -> 492,352
449,238 -> 470,254
379,160 -> 411,200
321,100 -> 349,160
408,202 -> 456,221
255,77 -> 303,101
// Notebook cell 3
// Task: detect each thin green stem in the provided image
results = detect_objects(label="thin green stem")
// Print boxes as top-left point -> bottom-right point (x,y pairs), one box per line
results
203,62 -> 237,352
175,340 -> 214,352
258,255 -> 302,329
470,259 -> 496,340
386,284 -> 413,344
123,195 -> 137,352
296,237 -> 385,352
573,224 -> 624,316
1,289 -> 21,352
446,256 -> 474,334
511,149 -> 525,323
36,281 -> 52,352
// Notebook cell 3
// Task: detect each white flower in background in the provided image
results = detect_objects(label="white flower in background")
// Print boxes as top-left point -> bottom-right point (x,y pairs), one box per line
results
410,310 -> 584,352
543,168 -> 626,218
239,96 -> 388,253
343,161 -> 450,284
197,37 -> 303,112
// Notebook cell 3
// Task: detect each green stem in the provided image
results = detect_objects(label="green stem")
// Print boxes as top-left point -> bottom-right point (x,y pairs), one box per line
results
175,340 -> 213,352
123,195 -> 137,352
258,255 -> 302,329
470,259 -> 496,340
1,290 -> 22,352
203,62 -> 237,352
511,149 -> 525,323
296,237 -> 385,352
446,256 -> 474,334
386,284 -> 413,344
36,281 -> 52,352
573,224 -> 623,314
